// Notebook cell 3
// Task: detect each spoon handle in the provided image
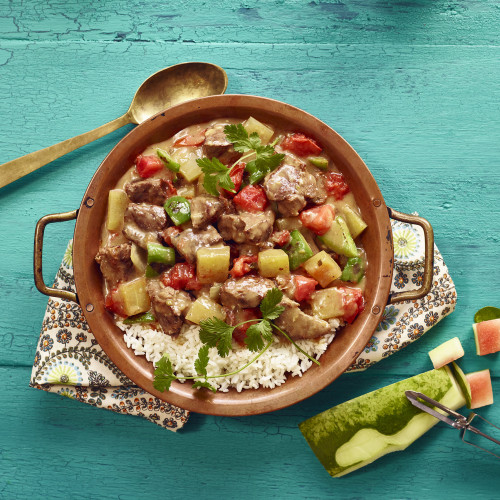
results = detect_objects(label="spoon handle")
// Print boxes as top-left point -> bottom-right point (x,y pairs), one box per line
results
0,113 -> 131,189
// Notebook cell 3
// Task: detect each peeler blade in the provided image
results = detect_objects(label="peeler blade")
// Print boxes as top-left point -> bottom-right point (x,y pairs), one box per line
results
405,390 -> 468,429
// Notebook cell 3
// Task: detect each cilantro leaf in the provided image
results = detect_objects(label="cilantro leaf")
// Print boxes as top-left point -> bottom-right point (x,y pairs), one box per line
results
192,380 -> 217,393
224,124 -> 260,152
196,157 -> 235,196
246,152 -> 285,184
244,323 -> 266,352
257,319 -> 274,342
260,288 -> 284,321
194,345 -> 210,377
199,317 -> 234,358
153,356 -> 177,392
244,320 -> 274,352
224,124 -> 284,184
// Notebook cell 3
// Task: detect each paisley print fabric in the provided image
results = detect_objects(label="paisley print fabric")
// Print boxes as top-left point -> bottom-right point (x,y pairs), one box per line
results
29,241 -> 189,431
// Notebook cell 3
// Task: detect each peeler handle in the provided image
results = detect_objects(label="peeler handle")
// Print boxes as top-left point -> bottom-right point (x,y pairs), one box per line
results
461,413 -> 500,459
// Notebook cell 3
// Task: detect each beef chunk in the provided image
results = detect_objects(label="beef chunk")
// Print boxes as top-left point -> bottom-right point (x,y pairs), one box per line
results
95,243 -> 134,287
190,195 -> 227,230
217,208 -> 275,244
274,297 -> 332,339
203,124 -> 242,165
122,203 -> 168,249
263,163 -> 327,217
170,225 -> 223,263
122,223 -> 161,249
147,281 -> 192,336
274,274 -> 296,300
124,178 -> 174,206
125,203 -> 168,231
220,276 -> 275,309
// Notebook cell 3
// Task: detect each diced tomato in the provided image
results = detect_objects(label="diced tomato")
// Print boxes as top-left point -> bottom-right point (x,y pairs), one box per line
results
324,172 -> 350,200
233,185 -> 269,212
222,162 -> 246,197
231,308 -> 262,346
135,155 -> 164,178
105,288 -> 126,317
161,263 -> 202,291
230,255 -> 258,278
341,287 -> 365,324
280,133 -> 322,157
270,230 -> 291,247
161,226 -> 182,246
173,131 -> 206,147
293,275 -> 318,302
299,205 -> 335,236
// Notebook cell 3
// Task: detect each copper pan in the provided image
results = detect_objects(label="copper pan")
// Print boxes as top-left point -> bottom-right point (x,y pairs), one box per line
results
34,95 -> 434,416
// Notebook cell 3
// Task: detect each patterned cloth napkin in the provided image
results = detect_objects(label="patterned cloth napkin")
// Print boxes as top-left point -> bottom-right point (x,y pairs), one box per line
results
30,217 -> 457,430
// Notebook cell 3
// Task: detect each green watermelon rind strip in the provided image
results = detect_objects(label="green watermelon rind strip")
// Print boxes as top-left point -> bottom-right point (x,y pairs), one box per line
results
298,366 -> 466,477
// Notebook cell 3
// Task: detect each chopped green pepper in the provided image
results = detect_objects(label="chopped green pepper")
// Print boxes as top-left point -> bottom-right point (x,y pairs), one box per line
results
164,196 -> 191,226
147,242 -> 175,265
145,264 -> 160,278
123,311 -> 156,325
284,229 -> 314,271
308,156 -> 329,169
156,148 -> 181,173
340,256 -> 365,283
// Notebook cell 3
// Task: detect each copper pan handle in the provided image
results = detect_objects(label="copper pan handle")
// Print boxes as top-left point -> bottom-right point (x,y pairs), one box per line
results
34,210 -> 79,303
386,208 -> 434,304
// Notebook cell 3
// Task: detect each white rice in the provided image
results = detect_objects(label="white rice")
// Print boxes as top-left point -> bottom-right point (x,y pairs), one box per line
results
118,321 -> 340,392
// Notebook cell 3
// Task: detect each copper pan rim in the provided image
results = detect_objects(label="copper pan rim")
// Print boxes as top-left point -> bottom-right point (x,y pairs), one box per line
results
69,94 -> 396,416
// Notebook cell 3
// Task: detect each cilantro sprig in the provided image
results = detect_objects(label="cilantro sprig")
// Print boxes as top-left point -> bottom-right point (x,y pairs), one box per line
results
224,124 -> 285,184
196,157 -> 235,197
153,288 -> 320,393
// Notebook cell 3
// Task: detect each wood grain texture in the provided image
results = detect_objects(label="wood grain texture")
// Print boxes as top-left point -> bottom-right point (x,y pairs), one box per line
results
0,0 -> 499,497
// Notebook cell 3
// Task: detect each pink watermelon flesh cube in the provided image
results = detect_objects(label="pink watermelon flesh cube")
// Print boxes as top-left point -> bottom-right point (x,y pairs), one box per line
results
465,369 -> 494,409
428,337 -> 465,369
473,318 -> 500,355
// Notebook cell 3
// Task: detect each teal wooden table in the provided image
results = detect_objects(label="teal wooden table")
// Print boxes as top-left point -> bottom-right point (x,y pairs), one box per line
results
1,1 -> 499,498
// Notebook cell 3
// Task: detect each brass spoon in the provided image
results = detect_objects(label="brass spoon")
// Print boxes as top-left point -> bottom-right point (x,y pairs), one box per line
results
0,62 -> 228,189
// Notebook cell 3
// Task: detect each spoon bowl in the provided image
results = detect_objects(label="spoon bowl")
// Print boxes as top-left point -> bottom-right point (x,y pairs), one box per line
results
129,62 -> 228,124
0,62 -> 228,189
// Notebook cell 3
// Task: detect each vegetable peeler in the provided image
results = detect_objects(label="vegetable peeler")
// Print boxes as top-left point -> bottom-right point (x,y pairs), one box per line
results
405,390 -> 500,458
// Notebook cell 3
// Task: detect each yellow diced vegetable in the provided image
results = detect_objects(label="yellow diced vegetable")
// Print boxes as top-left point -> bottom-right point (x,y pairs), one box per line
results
179,158 -> 203,182
209,283 -> 222,301
243,117 -> 275,144
106,189 -> 129,231
118,277 -> 151,316
185,296 -> 225,324
196,246 -> 230,283
303,251 -> 342,288
130,244 -> 147,273
258,249 -> 290,278
341,205 -> 367,239
309,287 -> 344,319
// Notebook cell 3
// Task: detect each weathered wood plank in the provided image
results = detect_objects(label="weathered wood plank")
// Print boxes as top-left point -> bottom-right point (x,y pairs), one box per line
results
1,0 -> 499,45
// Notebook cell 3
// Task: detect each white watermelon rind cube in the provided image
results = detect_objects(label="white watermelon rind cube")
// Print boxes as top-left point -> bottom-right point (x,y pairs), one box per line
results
428,337 -> 465,369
